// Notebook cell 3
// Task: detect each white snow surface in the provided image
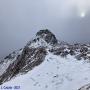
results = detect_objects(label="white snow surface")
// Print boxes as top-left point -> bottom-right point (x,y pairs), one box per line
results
1,52 -> 90,90
28,38 -> 53,49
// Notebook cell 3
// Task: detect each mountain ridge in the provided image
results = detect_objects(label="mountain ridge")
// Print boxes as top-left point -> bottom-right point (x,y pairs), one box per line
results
0,29 -> 90,90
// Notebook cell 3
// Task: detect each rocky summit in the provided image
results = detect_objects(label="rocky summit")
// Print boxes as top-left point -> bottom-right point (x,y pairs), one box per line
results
36,29 -> 58,45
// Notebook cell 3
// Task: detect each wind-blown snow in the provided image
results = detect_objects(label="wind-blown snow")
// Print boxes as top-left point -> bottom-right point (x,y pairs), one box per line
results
29,38 -> 48,48
1,52 -> 90,90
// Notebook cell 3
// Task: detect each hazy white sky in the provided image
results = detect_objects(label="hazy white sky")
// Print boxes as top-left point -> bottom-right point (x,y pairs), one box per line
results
0,0 -> 90,58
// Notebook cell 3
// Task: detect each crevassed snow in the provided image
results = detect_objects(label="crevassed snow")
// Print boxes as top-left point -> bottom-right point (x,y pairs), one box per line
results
1,52 -> 90,90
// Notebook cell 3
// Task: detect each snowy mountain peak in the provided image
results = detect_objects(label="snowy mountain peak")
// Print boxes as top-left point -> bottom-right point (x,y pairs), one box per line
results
36,29 -> 58,45
26,29 -> 58,48
0,30 -> 90,90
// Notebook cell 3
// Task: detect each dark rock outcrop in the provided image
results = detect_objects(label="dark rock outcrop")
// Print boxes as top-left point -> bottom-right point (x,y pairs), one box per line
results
78,84 -> 90,90
0,46 -> 47,85
36,29 -> 58,45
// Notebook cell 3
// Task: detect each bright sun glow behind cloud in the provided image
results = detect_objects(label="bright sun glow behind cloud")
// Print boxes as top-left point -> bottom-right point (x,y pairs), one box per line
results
46,0 -> 90,18
80,12 -> 86,18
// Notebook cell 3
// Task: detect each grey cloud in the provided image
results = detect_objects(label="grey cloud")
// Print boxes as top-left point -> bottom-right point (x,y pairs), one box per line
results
0,0 -> 90,58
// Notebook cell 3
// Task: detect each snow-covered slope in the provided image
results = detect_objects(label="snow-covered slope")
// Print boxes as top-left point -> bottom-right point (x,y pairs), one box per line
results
0,29 -> 90,90
1,52 -> 90,90
0,49 -> 23,76
0,29 -> 56,84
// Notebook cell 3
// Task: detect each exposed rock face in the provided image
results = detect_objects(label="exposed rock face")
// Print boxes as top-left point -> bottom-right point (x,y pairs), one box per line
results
36,29 -> 58,45
78,84 -> 90,90
49,43 -> 90,60
0,30 -> 55,85
0,46 -> 46,85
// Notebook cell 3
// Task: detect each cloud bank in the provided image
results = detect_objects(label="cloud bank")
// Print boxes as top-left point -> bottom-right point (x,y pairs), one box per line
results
45,0 -> 90,18
0,0 -> 90,58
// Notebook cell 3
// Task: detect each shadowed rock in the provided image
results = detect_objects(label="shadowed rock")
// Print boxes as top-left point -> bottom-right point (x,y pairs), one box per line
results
78,84 -> 90,90
0,46 -> 47,85
36,29 -> 58,45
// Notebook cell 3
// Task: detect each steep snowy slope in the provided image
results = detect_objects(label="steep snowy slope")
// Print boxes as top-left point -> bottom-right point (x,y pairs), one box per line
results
1,52 -> 90,90
0,29 -> 57,84
0,49 -> 23,76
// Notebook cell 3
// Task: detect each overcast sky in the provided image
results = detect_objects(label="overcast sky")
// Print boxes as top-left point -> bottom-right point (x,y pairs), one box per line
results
0,0 -> 90,58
